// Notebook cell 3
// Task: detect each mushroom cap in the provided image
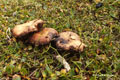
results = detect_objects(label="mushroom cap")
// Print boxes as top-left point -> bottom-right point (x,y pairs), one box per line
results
29,28 -> 58,45
55,31 -> 86,52
12,19 -> 45,38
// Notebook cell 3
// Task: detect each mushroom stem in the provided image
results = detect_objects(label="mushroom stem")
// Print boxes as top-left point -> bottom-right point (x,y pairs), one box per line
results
55,54 -> 71,71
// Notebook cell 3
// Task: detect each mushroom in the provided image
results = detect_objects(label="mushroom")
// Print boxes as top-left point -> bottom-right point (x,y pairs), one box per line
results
29,28 -> 58,45
12,19 -> 45,38
55,31 -> 86,52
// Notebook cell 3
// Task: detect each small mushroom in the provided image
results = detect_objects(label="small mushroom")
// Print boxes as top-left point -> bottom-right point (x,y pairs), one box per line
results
29,28 -> 58,45
55,31 -> 86,52
12,19 -> 45,38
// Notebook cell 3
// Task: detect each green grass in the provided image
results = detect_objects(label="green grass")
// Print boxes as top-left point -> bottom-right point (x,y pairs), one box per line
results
0,0 -> 120,79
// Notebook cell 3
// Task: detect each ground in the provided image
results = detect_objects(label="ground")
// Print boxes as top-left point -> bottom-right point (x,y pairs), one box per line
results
0,0 -> 120,80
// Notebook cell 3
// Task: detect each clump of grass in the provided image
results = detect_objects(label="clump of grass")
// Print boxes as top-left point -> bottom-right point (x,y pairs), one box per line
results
0,0 -> 120,79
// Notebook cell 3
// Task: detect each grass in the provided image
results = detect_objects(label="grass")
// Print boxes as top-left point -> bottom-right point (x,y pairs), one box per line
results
0,0 -> 120,79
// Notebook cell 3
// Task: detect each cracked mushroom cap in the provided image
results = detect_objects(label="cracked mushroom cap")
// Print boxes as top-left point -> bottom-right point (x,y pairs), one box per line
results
29,28 -> 58,45
12,19 -> 45,38
55,31 -> 86,52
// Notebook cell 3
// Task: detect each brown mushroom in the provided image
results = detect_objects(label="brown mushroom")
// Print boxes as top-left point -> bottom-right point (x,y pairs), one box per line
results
12,19 -> 45,38
29,28 -> 58,45
55,31 -> 86,52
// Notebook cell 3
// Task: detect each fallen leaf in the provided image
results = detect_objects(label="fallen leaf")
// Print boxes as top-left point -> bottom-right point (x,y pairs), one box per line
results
12,74 -> 21,80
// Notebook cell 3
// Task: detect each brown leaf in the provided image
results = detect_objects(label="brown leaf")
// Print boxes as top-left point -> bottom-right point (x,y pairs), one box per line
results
12,74 -> 21,80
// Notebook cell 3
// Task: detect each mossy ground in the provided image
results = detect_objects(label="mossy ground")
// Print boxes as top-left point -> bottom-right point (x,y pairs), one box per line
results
0,0 -> 120,80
